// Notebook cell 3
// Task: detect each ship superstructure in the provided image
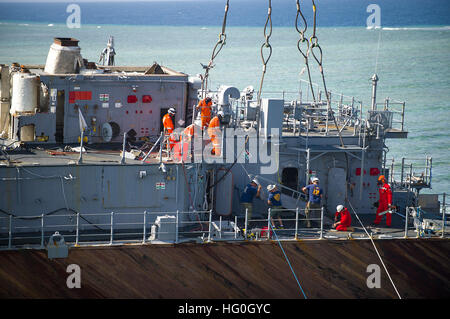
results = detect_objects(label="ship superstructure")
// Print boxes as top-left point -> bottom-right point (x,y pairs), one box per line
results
0,36 -> 446,250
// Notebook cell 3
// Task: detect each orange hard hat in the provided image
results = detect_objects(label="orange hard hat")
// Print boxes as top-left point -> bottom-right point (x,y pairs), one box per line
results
378,175 -> 386,181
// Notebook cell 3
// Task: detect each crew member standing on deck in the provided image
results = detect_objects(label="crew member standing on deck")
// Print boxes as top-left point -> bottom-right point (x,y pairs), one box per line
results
162,107 -> 177,150
196,97 -> 212,128
207,111 -> 224,156
302,177 -> 323,228
267,185 -> 284,229
240,179 -> 262,223
373,175 -> 393,227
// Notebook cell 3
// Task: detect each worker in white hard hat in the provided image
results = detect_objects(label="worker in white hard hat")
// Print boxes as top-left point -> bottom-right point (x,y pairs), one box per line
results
302,177 -> 323,228
162,107 -> 178,150
332,204 -> 352,231
240,178 -> 262,223
267,184 -> 284,229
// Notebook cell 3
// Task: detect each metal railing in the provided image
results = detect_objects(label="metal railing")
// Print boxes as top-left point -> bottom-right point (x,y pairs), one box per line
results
0,206 -> 326,250
405,201 -> 448,238
387,156 -> 432,189
375,97 -> 406,132
0,202 -> 446,251
257,86 -> 362,138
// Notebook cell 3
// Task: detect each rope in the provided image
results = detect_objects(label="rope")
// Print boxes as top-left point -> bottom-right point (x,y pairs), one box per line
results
201,0 -> 230,98
257,0 -> 273,105
347,200 -> 402,299
206,135 -> 249,191
307,0 -> 346,148
295,0 -> 316,102
270,223 -> 308,299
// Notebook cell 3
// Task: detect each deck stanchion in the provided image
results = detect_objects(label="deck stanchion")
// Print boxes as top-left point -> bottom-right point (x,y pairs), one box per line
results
295,207 -> 299,240
8,215 -> 12,249
401,102 -> 405,131
416,207 -> 420,238
404,207 -> 409,239
143,211 -> 147,244
219,216 -> 222,239
442,193 -> 446,239
41,214 -> 44,248
175,210 -> 179,244
208,210 -> 212,242
234,215 -> 238,239
110,212 -> 114,245
75,212 -> 80,246
244,208 -> 248,239
320,207 -> 324,239
267,208 -> 271,240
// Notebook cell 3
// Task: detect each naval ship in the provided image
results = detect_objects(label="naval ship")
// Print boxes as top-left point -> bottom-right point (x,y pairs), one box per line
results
0,3 -> 448,299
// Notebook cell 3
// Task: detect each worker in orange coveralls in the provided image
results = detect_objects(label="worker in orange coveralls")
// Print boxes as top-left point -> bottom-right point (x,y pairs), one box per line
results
172,123 -> 199,162
183,124 -> 195,141
333,205 -> 352,231
207,111 -> 224,156
196,97 -> 212,128
373,175 -> 393,227
162,107 -> 177,150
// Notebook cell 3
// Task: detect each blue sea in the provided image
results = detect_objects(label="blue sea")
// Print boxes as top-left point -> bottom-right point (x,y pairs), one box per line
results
0,0 -> 449,195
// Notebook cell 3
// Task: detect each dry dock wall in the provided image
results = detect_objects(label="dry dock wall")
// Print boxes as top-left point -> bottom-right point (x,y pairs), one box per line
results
0,239 -> 448,299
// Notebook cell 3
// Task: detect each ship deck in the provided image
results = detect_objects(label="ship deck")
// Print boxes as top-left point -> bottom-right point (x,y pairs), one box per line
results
0,142 -> 164,166
237,209 -> 449,242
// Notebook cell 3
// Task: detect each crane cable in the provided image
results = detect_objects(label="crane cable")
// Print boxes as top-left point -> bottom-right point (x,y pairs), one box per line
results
295,0 -> 316,103
201,0 -> 230,99
256,0 -> 273,105
308,0 -> 346,148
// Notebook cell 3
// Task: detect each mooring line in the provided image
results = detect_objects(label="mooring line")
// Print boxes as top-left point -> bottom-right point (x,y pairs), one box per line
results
347,200 -> 402,299
269,224 -> 307,299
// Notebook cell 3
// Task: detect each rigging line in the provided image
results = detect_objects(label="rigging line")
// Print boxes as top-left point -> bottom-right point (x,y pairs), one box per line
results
257,0 -> 273,105
180,160 -> 204,230
206,135 -> 249,191
201,0 -> 230,98
269,223 -> 308,299
347,200 -> 402,299
295,0 -> 316,102
307,0 -> 346,148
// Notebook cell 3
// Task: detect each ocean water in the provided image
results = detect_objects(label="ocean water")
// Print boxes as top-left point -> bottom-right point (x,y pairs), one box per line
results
0,1 -> 449,195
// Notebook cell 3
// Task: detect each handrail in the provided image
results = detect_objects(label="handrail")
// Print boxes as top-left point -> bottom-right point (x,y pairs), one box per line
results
0,203 -> 445,251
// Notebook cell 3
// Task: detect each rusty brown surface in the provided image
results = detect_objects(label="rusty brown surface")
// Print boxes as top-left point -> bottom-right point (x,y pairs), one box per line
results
0,239 -> 448,299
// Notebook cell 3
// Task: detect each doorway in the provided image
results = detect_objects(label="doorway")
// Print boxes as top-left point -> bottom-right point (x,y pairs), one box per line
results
160,108 -> 169,132
55,90 -> 65,143
281,167 -> 298,196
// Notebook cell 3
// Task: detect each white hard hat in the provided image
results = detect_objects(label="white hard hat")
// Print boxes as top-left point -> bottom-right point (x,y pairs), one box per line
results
168,107 -> 176,115
267,184 -> 276,191
251,179 -> 259,186
311,177 -> 319,182
217,110 -> 225,117
336,205 -> 344,212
